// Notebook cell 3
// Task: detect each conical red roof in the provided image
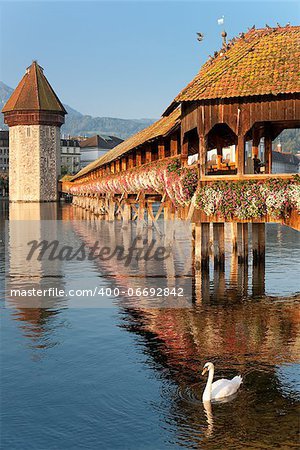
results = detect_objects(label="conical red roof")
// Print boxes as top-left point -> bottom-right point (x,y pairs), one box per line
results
2,61 -> 66,114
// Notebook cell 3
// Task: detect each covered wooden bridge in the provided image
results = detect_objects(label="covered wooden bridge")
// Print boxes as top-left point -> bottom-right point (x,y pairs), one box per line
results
62,25 -> 300,266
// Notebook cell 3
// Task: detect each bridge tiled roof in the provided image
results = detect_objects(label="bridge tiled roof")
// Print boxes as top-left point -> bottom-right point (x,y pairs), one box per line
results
71,107 -> 181,180
2,61 -> 66,114
166,25 -> 300,111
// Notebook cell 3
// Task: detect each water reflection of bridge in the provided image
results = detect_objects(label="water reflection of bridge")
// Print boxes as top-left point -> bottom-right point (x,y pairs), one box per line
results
5,202 -> 299,448
66,210 -> 299,373
71,205 -> 267,301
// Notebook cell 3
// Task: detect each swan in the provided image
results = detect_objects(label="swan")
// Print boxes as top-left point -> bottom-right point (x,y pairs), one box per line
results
202,362 -> 242,401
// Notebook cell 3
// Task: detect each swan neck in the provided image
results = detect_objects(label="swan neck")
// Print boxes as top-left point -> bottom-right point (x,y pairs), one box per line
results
203,366 -> 214,401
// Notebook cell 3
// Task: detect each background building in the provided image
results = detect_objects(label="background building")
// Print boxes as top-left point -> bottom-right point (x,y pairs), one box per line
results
61,138 -> 80,174
0,130 -> 9,173
79,134 -> 123,168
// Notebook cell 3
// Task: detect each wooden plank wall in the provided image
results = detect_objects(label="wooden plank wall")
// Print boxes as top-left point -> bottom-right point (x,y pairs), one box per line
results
181,94 -> 300,137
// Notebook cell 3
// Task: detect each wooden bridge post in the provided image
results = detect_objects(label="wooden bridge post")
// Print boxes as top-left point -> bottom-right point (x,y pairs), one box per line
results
231,223 -> 238,252
123,202 -> 131,226
199,135 -> 207,177
170,135 -> 178,156
265,127 -> 273,174
94,197 -> 99,215
158,140 -> 165,159
194,222 -> 210,270
252,126 -> 260,173
147,201 -> 153,227
181,136 -> 188,167
100,197 -> 105,216
90,197 -> 94,213
237,134 -> 245,175
164,200 -> 170,221
137,194 -> 145,234
164,200 -> 175,244
145,145 -> 152,164
213,223 -> 225,268
236,223 -> 248,264
136,150 -> 142,167
252,223 -> 265,265
121,157 -> 127,171
108,197 -> 115,221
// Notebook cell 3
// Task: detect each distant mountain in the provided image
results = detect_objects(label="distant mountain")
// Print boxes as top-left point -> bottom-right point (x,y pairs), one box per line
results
0,81 -> 13,111
0,81 -> 156,139
63,104 -> 83,118
61,111 -> 156,140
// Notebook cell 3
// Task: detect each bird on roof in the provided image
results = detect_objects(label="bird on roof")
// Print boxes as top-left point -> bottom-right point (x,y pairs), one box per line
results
277,22 -> 281,27
266,24 -> 271,29
286,22 -> 290,26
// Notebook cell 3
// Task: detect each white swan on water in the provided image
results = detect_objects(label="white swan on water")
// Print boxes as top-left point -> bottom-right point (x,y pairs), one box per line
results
202,362 -> 242,401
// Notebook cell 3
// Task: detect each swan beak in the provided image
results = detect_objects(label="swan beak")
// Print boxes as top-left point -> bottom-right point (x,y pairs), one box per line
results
201,367 -> 208,376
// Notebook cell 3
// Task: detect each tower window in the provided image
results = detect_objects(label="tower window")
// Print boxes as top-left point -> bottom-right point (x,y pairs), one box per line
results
26,127 -> 31,137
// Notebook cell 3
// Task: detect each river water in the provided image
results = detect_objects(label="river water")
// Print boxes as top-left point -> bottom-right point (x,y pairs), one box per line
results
1,201 -> 299,449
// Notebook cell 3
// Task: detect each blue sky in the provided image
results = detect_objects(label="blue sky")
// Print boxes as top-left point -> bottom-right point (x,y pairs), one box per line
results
0,1 -> 299,118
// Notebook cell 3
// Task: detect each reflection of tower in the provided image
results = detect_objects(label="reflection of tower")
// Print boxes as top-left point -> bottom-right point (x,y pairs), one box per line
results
2,61 -> 66,202
6,204 -> 66,350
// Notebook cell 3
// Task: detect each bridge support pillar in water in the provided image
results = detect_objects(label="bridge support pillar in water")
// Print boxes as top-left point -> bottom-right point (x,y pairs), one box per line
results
252,223 -> 265,264
108,198 -> 115,222
252,223 -> 266,296
231,223 -> 238,252
194,223 -> 210,271
146,202 -> 153,227
122,202 -> 131,227
213,223 -> 225,268
236,223 -> 249,264
136,196 -> 145,234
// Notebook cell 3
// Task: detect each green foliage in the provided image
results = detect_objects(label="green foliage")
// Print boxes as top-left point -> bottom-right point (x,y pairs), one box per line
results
181,168 -> 198,196
167,158 -> 181,174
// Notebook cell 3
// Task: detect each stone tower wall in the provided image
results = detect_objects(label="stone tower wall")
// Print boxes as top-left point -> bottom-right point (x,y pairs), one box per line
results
9,125 -> 60,202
